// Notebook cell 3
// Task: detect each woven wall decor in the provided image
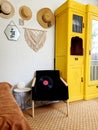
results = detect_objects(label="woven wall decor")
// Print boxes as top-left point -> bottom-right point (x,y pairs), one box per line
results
24,28 -> 47,52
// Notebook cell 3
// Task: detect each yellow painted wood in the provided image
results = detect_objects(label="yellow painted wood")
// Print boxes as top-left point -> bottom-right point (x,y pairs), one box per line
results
84,5 -> 98,100
85,85 -> 98,100
68,66 -> 83,102
55,0 -> 85,102
55,0 -> 98,102
55,10 -> 68,57
55,56 -> 67,81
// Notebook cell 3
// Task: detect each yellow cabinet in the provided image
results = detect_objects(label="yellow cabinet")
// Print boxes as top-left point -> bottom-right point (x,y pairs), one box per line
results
55,0 -> 98,102
85,5 -> 98,100
55,0 -> 85,102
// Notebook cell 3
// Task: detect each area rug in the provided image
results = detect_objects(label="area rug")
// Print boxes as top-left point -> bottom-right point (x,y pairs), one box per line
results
23,99 -> 98,130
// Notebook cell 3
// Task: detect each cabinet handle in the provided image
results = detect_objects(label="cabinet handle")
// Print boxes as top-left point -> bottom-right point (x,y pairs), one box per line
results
75,57 -> 78,60
81,77 -> 83,82
82,23 -> 84,28
89,50 -> 91,55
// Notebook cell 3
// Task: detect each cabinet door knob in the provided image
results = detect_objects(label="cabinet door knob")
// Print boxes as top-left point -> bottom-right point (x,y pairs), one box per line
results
82,23 -> 84,28
96,86 -> 98,88
81,77 -> 83,82
75,57 -> 78,60
89,50 -> 91,55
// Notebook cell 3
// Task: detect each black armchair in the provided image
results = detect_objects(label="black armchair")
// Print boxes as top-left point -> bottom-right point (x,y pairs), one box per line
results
32,70 -> 69,117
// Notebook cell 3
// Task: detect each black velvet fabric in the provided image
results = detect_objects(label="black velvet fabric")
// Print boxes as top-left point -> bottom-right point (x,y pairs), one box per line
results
32,70 -> 69,101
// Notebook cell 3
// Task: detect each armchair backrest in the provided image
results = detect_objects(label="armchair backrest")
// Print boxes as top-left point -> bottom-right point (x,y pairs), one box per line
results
36,70 -> 60,80
32,70 -> 69,101
36,70 -> 60,88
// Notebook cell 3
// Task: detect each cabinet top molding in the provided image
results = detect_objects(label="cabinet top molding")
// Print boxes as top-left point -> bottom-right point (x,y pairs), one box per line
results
55,0 -> 98,16
55,0 -> 86,15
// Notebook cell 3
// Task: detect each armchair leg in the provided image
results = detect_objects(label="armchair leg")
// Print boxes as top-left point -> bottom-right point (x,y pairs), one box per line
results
32,100 -> 34,117
66,100 -> 69,116
63,100 -> 69,116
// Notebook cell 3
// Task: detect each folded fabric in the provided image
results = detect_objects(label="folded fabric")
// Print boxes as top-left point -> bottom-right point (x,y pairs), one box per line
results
0,82 -> 33,130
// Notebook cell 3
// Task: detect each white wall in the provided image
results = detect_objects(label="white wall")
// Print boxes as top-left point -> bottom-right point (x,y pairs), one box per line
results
0,0 -> 98,86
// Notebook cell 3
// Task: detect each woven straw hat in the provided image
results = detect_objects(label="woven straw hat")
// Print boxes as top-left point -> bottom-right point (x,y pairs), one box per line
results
0,1 -> 15,19
19,5 -> 32,20
37,8 -> 55,28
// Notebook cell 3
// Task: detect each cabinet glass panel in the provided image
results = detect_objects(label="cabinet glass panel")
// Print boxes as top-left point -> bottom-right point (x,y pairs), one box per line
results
90,20 -> 98,80
72,14 -> 83,33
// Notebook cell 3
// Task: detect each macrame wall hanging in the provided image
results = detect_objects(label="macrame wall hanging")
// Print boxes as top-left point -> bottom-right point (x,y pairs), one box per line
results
24,28 -> 47,52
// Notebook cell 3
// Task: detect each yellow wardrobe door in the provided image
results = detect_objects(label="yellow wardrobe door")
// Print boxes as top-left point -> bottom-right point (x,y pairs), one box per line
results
68,66 -> 83,102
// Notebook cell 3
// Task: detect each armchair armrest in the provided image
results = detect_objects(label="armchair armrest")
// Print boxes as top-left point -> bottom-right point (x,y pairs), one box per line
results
32,77 -> 36,87
60,77 -> 68,86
